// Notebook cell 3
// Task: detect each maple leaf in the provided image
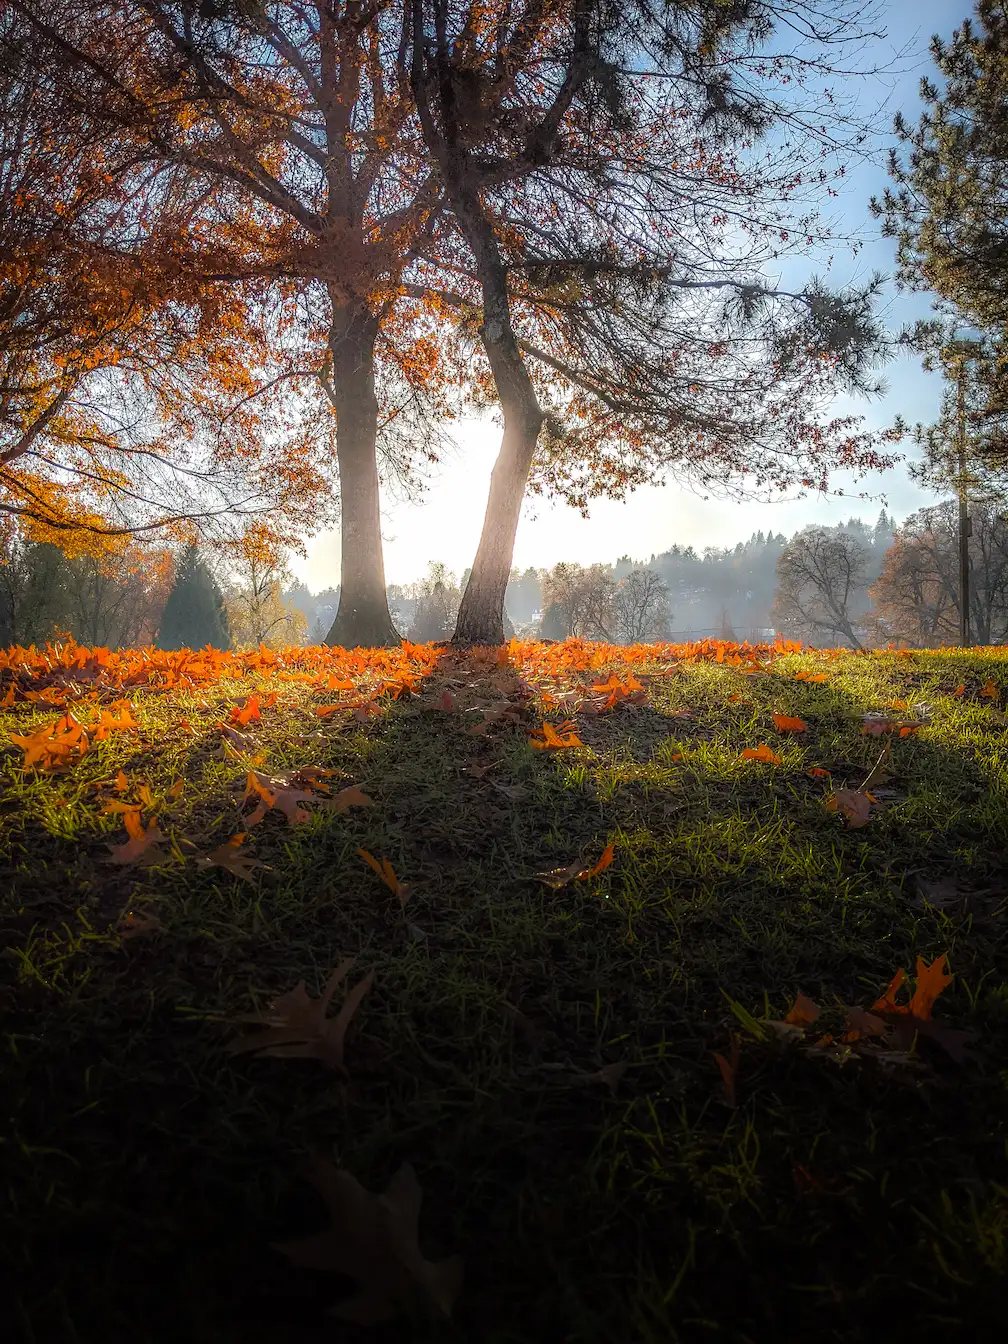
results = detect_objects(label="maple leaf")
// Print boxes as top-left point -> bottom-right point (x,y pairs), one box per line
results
358,848 -> 410,908
981,680 -> 999,700
195,832 -> 267,884
107,811 -> 169,865
740,744 -> 782,764
273,1155 -> 464,1324
228,960 -> 374,1072
772,713 -> 807,733
807,766 -> 831,779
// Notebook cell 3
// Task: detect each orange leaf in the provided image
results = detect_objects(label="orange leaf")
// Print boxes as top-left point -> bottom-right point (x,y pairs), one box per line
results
981,680 -> 999,699
1,684 -> 15,707
871,968 -> 907,1014
772,713 -> 807,733
231,695 -> 261,726
784,993 -> 820,1026
908,954 -> 953,1021
529,721 -> 583,750
357,847 -> 409,907
807,767 -> 831,779
580,841 -> 615,879
740,744 -> 782,764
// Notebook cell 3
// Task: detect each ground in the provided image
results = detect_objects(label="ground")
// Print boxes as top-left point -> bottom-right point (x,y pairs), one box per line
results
2,637 -> 1007,1343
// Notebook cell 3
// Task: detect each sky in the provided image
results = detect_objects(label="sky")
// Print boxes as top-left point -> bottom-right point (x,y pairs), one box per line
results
292,2 -> 971,594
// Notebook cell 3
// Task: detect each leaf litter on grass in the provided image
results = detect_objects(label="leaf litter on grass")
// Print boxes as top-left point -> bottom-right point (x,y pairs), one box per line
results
228,959 -> 374,1071
273,1154 -> 463,1324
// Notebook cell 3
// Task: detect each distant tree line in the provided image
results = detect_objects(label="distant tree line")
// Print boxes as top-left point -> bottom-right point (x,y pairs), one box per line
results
5,498 -> 1006,652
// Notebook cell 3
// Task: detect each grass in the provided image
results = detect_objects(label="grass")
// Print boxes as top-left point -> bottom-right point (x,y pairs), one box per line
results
2,639 -> 1008,1343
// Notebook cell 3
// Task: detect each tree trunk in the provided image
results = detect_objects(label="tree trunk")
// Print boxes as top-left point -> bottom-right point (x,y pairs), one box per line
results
323,304 -> 400,649
452,289 -> 544,646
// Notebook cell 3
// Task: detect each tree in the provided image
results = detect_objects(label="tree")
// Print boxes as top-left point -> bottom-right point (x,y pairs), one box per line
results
771,527 -> 871,648
0,522 -> 171,647
873,3 -> 1008,481
409,0 -> 896,644
16,1 -> 471,647
407,562 -> 461,642
871,500 -> 1008,646
611,568 -> 671,644
539,562 -> 614,640
1,10 -> 330,555
224,525 -> 308,648
156,544 -> 231,650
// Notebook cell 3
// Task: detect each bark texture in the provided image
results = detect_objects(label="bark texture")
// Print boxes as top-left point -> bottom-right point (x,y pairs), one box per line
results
323,306 -> 401,649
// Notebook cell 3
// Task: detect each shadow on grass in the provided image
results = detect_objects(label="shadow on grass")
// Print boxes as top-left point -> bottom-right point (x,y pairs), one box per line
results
3,643 -> 1008,1343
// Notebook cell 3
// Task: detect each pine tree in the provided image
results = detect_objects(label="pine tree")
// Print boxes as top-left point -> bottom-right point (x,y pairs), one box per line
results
156,545 -> 231,651
873,2 -> 1008,478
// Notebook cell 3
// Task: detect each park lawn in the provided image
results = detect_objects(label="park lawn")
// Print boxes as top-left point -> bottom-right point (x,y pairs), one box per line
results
2,638 -> 1008,1343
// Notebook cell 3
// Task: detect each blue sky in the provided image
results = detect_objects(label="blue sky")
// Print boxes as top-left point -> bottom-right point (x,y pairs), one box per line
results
294,1 -> 971,592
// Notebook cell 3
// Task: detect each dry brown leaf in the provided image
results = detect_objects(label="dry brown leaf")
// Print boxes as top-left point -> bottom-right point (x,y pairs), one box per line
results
228,960 -> 373,1072
107,812 -> 170,866
826,788 -> 872,828
195,832 -> 267,884
272,1155 -> 463,1324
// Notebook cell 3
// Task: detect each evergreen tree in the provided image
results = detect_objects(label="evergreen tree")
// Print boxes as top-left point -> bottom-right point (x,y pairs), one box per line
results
156,545 -> 230,650
873,2 -> 1008,478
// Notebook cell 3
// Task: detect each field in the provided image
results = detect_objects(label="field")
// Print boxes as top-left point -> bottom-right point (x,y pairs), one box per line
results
2,636 -> 1007,1343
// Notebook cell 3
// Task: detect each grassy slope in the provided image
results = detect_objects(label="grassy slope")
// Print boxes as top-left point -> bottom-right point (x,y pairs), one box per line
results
2,640 -> 1008,1344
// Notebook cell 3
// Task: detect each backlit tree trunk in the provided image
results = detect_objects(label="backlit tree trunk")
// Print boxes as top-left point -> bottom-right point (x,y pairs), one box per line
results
324,305 -> 400,649
453,282 -> 544,645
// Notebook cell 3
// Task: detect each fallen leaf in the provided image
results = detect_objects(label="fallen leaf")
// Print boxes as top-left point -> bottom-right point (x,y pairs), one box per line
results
785,993 -> 820,1026
740,743 -> 782,764
195,832 -> 267,884
825,788 -> 872,828
231,695 -> 261,726
713,1034 -> 740,1107
107,811 -> 169,865
981,680 -> 999,699
909,953 -> 954,1020
535,858 -> 590,889
580,841 -> 615,879
529,721 -> 583,750
228,960 -> 374,1072
272,1155 -> 463,1324
952,684 -> 966,698
807,767 -> 831,779
114,770 -> 129,792
358,848 -> 410,908
329,784 -> 375,813
772,713 -> 807,733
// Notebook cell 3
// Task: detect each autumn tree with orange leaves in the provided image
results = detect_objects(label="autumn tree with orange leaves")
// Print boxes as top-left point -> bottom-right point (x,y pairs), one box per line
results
0,10 -> 331,560
408,0 -> 899,644
12,0 -> 471,647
